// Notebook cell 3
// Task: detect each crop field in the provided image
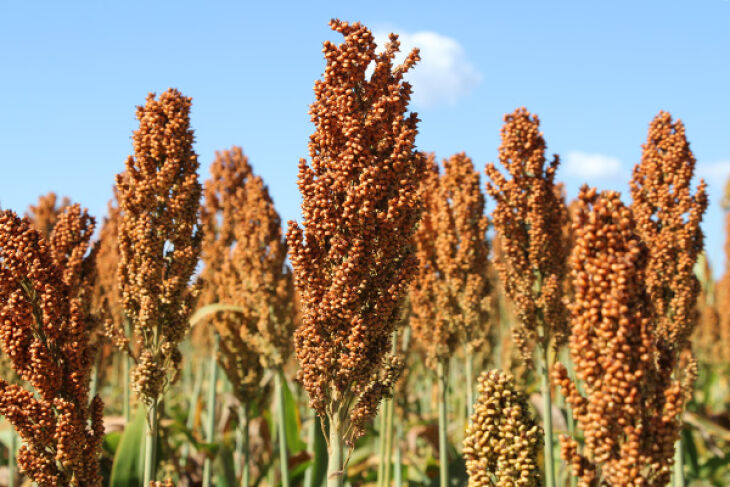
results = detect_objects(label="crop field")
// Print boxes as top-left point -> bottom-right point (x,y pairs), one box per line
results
1,9 -> 729,487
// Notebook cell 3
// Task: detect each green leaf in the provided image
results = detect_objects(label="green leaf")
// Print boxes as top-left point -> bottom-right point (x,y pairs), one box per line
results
214,443 -> 237,487
682,427 -> 700,476
190,303 -> 245,327
282,376 -> 306,454
103,431 -> 123,456
109,407 -> 146,487
310,415 -> 329,487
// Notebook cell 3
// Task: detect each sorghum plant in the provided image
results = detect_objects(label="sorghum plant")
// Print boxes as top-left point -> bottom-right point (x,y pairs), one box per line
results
630,112 -> 707,485
409,152 -> 490,486
286,19 -> 423,486
0,209 -> 104,487
410,157 -> 458,369
200,146 -> 293,486
485,107 -> 569,487
630,111 -> 707,357
115,88 -> 202,485
411,153 -> 490,360
463,369 -> 542,487
554,187 -> 685,487
200,147 -> 267,404
26,191 -> 71,237
485,108 -> 569,360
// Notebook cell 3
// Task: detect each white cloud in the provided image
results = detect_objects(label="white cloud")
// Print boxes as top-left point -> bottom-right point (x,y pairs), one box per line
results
373,30 -> 481,108
696,160 -> 730,182
564,151 -> 624,181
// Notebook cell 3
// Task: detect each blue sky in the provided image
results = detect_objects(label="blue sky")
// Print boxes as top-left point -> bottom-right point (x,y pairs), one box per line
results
1,1 -> 729,272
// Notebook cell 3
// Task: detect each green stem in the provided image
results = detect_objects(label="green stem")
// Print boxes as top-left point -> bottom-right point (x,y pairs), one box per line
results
203,335 -> 219,487
465,346 -> 474,421
181,358 -> 204,467
377,406 -> 387,487
673,435 -> 685,487
327,414 -> 345,487
275,367 -> 291,487
437,360 -> 449,487
143,400 -> 159,486
540,344 -> 555,487
241,405 -> 250,487
384,328 -> 399,487
303,413 -> 316,487
383,397 -> 395,487
123,352 -> 131,423
8,429 -> 16,487
123,317 -> 132,424
394,422 -> 402,487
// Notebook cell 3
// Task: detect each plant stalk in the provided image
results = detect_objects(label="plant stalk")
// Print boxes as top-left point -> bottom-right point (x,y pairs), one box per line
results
181,358 -> 204,467
377,405 -> 387,487
241,405 -> 250,487
465,346 -> 474,420
540,344 -> 555,487
673,435 -> 685,487
327,414 -> 345,487
123,316 -> 132,423
8,429 -> 16,487
437,359 -> 449,487
275,367 -> 291,487
203,335 -> 219,487
383,397 -> 395,487
394,422 -> 402,487
143,400 -> 158,486
383,328 -> 399,487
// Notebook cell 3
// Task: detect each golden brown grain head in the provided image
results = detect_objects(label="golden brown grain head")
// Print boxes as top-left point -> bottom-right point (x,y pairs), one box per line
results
286,19 -> 423,444
25,192 -> 71,238
630,110 -> 708,355
0,210 -> 103,487
553,187 -> 683,487
463,369 -> 542,487
115,88 -> 202,405
485,107 -> 569,361
200,146 -> 293,403
410,153 -> 491,367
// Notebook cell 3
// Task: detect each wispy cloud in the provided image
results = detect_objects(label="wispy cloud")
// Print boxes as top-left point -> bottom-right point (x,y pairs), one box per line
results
564,151 -> 624,181
374,29 -> 481,108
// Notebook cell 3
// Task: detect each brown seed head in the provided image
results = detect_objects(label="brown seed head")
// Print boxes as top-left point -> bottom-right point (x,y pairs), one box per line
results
410,153 -> 491,367
286,19 -> 423,444
630,111 -> 708,355
200,147 -> 293,402
485,108 -> 569,360
26,192 -> 71,238
554,187 -> 683,487
116,88 -> 203,405
0,210 -> 104,487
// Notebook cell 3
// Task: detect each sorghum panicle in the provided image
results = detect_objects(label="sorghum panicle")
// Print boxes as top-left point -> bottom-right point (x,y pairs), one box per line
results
287,19 -> 423,444
116,88 -> 203,405
0,210 -> 104,487
201,147 -> 293,401
410,157 -> 457,367
463,369 -> 542,487
553,187 -> 683,487
630,111 -> 708,356
485,108 -> 569,360
25,191 -> 71,238
411,153 -> 491,366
